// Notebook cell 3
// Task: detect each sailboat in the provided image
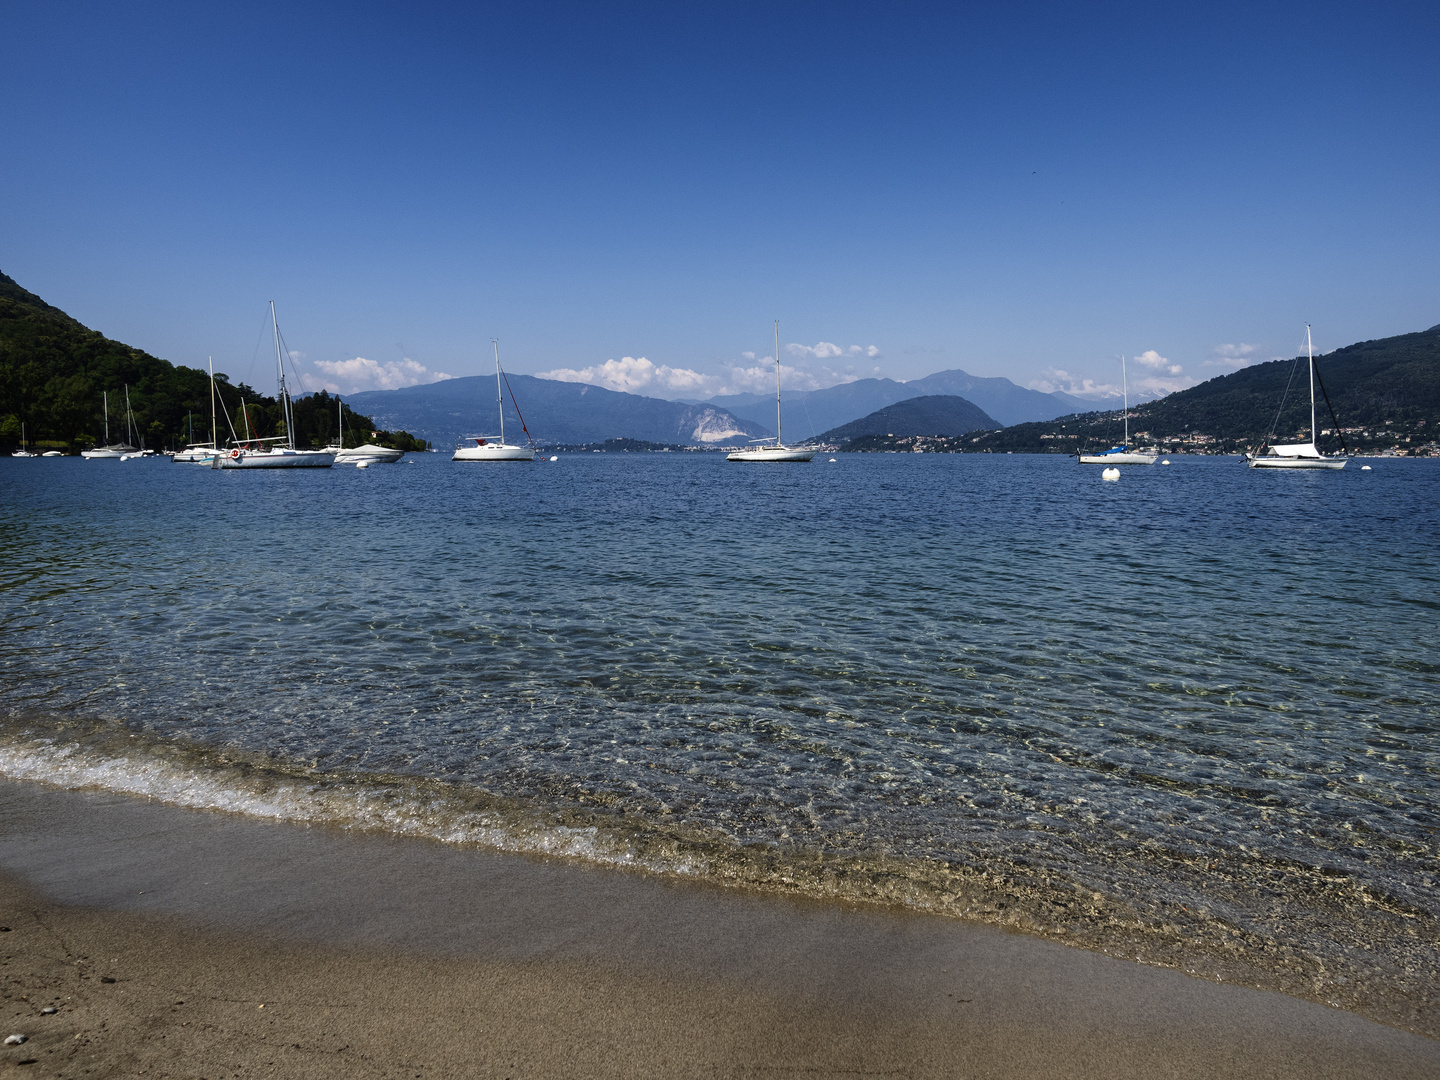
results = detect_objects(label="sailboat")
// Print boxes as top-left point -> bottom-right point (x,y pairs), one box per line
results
1078,355 -> 1158,464
452,340 -> 536,462
218,304 -> 334,469
173,358 -> 224,463
726,321 -> 816,463
116,386 -> 160,459
12,423 -> 36,457
1246,325 -> 1348,470
323,394 -> 403,464
81,389 -> 142,458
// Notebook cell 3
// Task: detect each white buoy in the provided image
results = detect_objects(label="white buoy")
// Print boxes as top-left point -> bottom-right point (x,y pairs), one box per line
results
828,457 -> 837,462
356,461 -> 370,469
549,455 -> 558,461
1102,467 -> 1121,481
1361,464 -> 1371,470
1161,459 -> 1171,465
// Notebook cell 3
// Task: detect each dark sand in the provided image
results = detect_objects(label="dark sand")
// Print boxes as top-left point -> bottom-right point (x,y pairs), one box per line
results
1,779 -> 1435,1079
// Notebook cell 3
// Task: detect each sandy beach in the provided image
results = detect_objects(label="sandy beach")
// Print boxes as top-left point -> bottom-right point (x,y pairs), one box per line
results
0,778 -> 1434,1079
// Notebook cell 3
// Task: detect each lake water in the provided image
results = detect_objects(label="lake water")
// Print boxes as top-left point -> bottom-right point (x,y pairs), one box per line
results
1,452 -> 1436,1027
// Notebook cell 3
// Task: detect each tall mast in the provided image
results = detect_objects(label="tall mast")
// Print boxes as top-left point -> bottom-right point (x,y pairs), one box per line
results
124,384 -> 135,447
1307,324 -> 1316,446
1121,354 -> 1129,449
208,357 -> 217,449
774,320 -> 782,447
103,391 -> 109,444
493,339 -> 505,444
338,394 -> 344,450
271,301 -> 295,450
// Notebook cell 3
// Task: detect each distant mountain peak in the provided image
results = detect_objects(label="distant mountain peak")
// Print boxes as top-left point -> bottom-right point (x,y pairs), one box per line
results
818,394 -> 999,444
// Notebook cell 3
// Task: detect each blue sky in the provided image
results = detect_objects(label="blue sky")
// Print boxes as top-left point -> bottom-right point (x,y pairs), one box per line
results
4,1 -> 1437,402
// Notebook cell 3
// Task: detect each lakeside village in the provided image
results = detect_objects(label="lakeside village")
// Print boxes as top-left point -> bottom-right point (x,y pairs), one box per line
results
829,420 -> 1436,457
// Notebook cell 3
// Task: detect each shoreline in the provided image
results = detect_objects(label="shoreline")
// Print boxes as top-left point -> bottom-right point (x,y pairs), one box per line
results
2,720 -> 1435,1038
1,778 -> 1436,1078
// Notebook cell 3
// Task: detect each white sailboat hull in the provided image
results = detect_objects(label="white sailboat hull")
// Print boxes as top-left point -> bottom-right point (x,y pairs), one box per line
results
452,443 -> 534,462
726,445 -> 816,462
1078,451 -> 1159,464
172,449 -> 219,463
1246,454 -> 1347,470
218,448 -> 335,469
333,444 -> 404,464
81,446 -> 138,459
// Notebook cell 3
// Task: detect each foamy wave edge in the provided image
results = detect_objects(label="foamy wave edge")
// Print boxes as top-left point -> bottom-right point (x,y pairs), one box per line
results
0,736 -> 708,878
3,732 -> 1435,1037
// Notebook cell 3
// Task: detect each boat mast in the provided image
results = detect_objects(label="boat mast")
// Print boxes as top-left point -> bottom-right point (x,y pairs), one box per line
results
271,301 -> 295,450
103,391 -> 109,445
124,385 -> 136,448
337,394 -> 344,450
493,339 -> 505,444
208,357 -> 217,449
774,320 -> 782,447
1121,354 -> 1129,449
1306,324 -> 1316,447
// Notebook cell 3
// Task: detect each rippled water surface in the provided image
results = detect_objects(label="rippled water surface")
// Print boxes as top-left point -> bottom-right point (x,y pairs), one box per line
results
2,453 -> 1437,1028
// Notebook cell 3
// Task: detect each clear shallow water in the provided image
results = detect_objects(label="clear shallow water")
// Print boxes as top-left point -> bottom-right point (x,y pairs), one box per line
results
2,453 -> 1437,1028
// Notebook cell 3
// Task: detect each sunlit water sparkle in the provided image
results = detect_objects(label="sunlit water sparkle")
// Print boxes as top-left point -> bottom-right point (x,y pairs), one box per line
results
1,452 -> 1436,1029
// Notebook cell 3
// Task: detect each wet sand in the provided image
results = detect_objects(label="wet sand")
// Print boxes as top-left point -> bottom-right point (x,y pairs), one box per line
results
1,778 -> 1436,1079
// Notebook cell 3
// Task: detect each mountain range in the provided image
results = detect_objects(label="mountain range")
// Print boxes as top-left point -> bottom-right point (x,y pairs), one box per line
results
351,367 -> 1091,448
706,370 -> 1090,435
347,374 -> 770,448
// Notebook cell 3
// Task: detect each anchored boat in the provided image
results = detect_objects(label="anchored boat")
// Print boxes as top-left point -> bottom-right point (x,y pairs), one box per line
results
217,304 -> 334,469
1246,325 -> 1348,470
452,340 -> 536,462
1077,355 -> 1158,465
726,321 -> 815,463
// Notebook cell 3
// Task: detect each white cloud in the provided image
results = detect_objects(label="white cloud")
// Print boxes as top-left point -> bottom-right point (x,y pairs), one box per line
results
721,360 -> 837,394
785,341 -> 881,360
539,342 -> 877,399
1205,343 -> 1259,369
1131,349 -> 1183,375
537,357 -> 722,396
1029,352 -> 1197,402
1029,368 -> 1121,399
310,356 -> 455,394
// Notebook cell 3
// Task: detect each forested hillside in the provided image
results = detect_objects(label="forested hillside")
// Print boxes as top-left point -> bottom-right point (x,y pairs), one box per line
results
959,325 -> 1440,455
817,395 -> 998,443
0,271 -> 424,452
